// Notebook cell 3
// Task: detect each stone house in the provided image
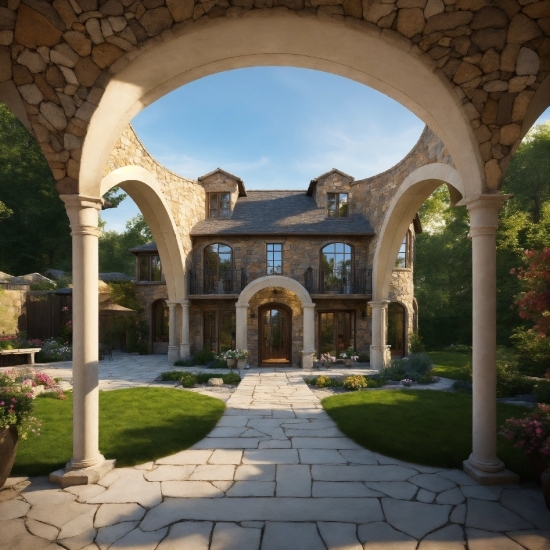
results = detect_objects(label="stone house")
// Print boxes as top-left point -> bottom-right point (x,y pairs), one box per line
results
131,167 -> 420,366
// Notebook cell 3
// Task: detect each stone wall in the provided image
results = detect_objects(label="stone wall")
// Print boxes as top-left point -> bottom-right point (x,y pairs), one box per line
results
0,287 -> 26,335
105,125 -> 205,262
2,0 -> 547,197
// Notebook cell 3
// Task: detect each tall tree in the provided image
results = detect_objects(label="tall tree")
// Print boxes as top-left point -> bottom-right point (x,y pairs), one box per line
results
0,104 -> 72,275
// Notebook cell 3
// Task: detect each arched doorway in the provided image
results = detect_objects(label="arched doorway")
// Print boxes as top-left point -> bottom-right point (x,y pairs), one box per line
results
152,300 -> 169,354
388,302 -> 406,358
259,304 -> 291,365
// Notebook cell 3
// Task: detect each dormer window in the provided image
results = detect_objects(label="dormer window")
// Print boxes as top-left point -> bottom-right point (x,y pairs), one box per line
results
327,193 -> 348,218
208,192 -> 230,218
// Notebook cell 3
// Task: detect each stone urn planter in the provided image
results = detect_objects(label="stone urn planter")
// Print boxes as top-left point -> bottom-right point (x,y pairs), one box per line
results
226,358 -> 237,370
344,359 -> 353,368
0,427 -> 18,489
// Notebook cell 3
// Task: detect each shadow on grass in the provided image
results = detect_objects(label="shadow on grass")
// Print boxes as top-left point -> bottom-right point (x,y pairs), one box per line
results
12,387 -> 225,477
322,389 -> 532,480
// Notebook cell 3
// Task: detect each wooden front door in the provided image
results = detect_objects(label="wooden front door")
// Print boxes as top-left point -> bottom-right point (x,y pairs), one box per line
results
260,305 -> 291,364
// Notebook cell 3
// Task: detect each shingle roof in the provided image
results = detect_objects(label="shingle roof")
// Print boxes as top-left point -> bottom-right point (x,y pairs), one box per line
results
190,191 -> 374,236
129,242 -> 159,253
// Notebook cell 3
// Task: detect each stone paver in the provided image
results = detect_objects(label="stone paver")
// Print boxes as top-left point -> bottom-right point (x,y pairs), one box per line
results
1,362 -> 549,550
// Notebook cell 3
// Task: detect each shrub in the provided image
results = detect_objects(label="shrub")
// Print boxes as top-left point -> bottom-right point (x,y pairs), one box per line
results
495,350 -> 535,398
534,381 -> 550,404
160,371 -> 186,381
193,348 -> 216,366
222,372 -> 241,385
314,375 -> 338,388
365,378 -> 380,388
35,338 -> 72,362
179,373 -> 198,388
358,353 -> 369,363
174,359 -> 193,367
381,353 -> 433,382
206,359 -> 227,369
409,332 -> 426,353
417,374 -> 435,384
452,380 -> 472,394
443,344 -> 473,353
343,375 -> 367,390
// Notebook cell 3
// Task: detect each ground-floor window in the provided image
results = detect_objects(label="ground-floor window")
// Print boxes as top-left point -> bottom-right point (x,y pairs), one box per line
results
388,302 -> 406,356
318,310 -> 355,358
152,300 -> 169,343
204,310 -> 236,353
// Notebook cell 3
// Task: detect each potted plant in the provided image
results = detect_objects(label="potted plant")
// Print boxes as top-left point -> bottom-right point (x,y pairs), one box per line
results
340,347 -> 359,368
320,353 -> 336,369
216,349 -> 248,370
0,369 -> 42,488
500,404 -> 550,510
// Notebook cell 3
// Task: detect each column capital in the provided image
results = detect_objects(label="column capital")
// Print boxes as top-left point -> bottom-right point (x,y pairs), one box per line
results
165,301 -> 178,307
179,300 -> 190,308
302,303 -> 316,310
236,303 -> 249,310
457,193 -> 510,211
60,195 -> 103,234
60,194 -> 104,211
368,300 -> 389,309
458,193 -> 510,237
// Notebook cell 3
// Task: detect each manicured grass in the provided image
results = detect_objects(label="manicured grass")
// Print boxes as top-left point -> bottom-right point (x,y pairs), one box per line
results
323,390 -> 533,480
12,388 -> 225,477
429,351 -> 471,380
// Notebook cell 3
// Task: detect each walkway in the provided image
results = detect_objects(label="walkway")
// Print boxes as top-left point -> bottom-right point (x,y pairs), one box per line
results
0,370 -> 549,549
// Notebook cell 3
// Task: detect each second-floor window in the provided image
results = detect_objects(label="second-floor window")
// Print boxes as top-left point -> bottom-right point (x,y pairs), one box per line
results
208,192 -> 230,218
395,233 -> 409,268
267,243 -> 283,275
204,243 -> 233,293
321,243 -> 352,291
138,254 -> 162,282
327,193 -> 348,218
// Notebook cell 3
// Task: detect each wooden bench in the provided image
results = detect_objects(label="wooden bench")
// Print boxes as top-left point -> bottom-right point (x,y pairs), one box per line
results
0,348 -> 41,366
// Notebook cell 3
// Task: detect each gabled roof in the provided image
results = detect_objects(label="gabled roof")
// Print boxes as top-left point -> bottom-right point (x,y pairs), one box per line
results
198,168 -> 247,197
191,190 -> 374,236
128,242 -> 158,254
307,168 -> 355,196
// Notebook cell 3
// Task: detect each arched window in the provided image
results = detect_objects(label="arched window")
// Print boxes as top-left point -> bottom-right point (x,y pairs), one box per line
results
321,243 -> 353,293
204,243 -> 233,294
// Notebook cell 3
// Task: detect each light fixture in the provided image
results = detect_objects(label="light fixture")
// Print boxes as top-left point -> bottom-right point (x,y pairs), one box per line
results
250,310 -> 256,318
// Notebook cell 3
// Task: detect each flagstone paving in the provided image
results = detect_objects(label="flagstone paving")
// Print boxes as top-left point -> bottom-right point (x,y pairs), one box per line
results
1,368 -> 549,549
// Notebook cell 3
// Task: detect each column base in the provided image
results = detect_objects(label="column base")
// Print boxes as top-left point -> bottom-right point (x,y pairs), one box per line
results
50,458 -> 116,488
179,343 -> 191,358
369,345 -> 390,371
301,351 -> 315,370
167,346 -> 180,362
463,459 -> 520,485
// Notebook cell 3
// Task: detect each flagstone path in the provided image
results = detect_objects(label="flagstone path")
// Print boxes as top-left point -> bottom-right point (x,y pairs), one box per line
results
1,370 -> 548,549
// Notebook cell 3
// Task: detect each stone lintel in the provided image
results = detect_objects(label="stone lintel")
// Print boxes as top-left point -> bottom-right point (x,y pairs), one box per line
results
463,460 -> 520,486
49,459 -> 116,488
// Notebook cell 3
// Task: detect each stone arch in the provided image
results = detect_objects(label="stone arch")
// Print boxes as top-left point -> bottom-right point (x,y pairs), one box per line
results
372,163 -> 463,301
81,12 -> 483,199
237,275 -> 313,307
520,74 -> 550,140
101,165 -> 186,302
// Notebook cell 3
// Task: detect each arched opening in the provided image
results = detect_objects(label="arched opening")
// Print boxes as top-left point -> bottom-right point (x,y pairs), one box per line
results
152,299 -> 169,354
388,302 -> 406,358
259,303 -> 292,365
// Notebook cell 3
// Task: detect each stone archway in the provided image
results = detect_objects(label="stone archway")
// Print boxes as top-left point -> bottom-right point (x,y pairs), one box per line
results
236,275 -> 315,369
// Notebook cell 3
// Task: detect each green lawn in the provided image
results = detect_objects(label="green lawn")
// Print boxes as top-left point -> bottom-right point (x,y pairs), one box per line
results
323,390 -> 533,480
12,388 -> 225,477
429,351 -> 471,380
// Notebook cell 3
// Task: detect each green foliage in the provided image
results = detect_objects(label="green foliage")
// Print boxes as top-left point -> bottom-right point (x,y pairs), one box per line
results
221,371 -> 241,385
174,359 -> 193,367
357,353 -> 369,362
126,318 -> 149,354
99,214 -> 153,276
0,104 -> 72,274
310,375 -> 338,388
179,372 -> 198,388
429,351 -> 472,380
381,353 -> 434,383
534,381 -> 550,404
193,347 -> 216,366
107,281 -> 143,312
342,375 -> 367,390
512,326 -> 550,376
408,332 -> 425,353
160,370 -> 185,381
443,344 -> 472,353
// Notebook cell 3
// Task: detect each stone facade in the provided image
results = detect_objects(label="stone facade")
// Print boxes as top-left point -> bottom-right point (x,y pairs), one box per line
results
0,0 -> 547,200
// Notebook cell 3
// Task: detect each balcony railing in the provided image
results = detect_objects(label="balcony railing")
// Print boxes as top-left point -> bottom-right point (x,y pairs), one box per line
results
188,267 -> 373,296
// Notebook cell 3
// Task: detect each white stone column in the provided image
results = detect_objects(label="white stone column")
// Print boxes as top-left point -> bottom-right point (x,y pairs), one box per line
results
166,301 -> 179,362
461,194 -> 518,484
58,195 -> 111,481
235,303 -> 248,367
302,303 -> 316,369
369,300 -> 389,371
179,300 -> 190,358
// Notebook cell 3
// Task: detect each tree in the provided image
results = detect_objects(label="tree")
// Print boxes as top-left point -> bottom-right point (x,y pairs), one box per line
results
99,214 -> 153,275
0,104 -> 72,274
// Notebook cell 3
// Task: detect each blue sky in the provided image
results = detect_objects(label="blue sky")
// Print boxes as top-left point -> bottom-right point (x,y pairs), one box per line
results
101,67 -> 550,232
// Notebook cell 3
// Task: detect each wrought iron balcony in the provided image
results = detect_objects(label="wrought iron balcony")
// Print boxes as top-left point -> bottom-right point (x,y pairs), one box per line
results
188,267 -> 372,296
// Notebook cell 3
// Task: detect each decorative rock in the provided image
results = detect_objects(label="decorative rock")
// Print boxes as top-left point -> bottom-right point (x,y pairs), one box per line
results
507,13 -> 542,43
18,83 -> 44,104
64,133 -> 81,150
342,0 -> 362,19
85,18 -> 104,44
14,4 -> 62,48
366,3 -> 395,23
423,11 -> 473,34
397,8 -> 425,38
516,47 -> 540,75
63,30 -> 92,56
139,7 -> 173,36
39,101 -> 67,130
165,0 -> 194,21
208,378 -> 224,386
74,56 -> 101,87
91,43 -> 123,69
453,61 -> 482,84
60,65 -> 79,85
424,0 -> 444,18
501,43 -> 520,71
512,90 -> 535,122
17,49 -> 46,73
101,18 -> 114,38
471,6 -> 508,29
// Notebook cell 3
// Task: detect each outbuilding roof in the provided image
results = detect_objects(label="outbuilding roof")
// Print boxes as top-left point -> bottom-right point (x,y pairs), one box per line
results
190,190 -> 374,236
